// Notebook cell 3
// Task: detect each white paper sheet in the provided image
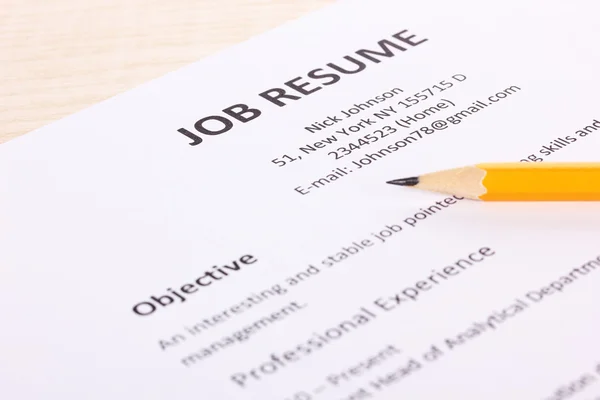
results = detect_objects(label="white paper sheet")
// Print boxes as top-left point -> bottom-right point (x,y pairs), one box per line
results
2,0 -> 600,398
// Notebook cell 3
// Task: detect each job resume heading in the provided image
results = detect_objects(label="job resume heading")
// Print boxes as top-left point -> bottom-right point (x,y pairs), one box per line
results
175,29 -> 428,146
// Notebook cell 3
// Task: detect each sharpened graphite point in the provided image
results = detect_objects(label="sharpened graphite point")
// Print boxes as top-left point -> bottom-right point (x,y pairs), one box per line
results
386,177 -> 420,186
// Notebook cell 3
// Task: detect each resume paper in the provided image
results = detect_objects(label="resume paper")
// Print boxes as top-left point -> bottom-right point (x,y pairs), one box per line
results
2,0 -> 600,398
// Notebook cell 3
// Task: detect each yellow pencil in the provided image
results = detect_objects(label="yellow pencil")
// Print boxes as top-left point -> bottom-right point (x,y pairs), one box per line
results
386,162 -> 600,201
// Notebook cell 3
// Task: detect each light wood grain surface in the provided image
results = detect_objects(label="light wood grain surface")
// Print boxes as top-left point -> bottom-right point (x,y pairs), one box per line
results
1,0 -> 334,144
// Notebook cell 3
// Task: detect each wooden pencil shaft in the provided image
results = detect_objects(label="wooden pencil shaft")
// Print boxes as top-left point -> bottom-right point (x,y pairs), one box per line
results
478,163 -> 600,201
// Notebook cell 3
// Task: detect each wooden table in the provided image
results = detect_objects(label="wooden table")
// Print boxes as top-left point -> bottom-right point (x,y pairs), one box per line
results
1,0 -> 333,144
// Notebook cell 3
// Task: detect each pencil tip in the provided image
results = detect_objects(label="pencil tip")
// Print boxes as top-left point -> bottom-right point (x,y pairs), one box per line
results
386,177 -> 420,186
